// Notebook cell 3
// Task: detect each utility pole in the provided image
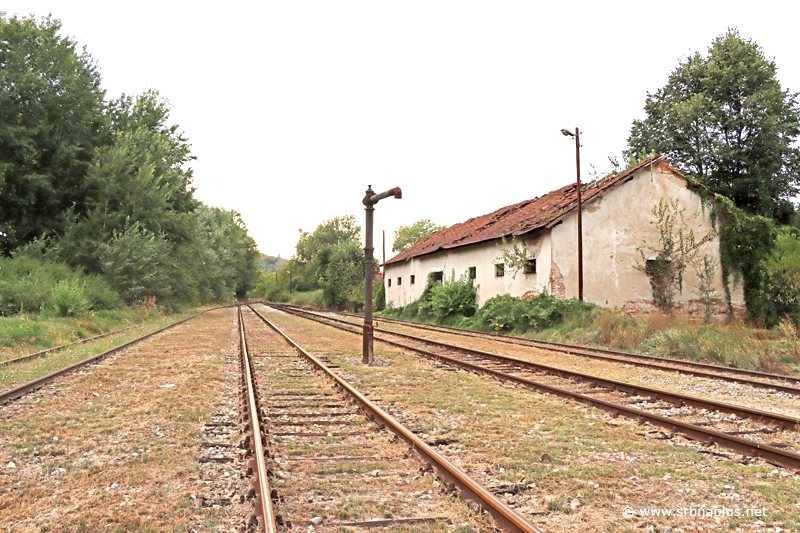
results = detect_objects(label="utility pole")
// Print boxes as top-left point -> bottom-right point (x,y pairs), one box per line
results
561,127 -> 584,302
362,185 -> 402,364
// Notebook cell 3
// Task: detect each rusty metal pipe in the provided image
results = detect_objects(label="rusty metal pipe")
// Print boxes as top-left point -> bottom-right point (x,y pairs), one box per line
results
362,185 -> 401,364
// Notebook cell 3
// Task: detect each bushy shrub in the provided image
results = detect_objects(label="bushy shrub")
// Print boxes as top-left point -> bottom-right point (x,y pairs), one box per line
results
101,221 -> 176,303
0,256 -> 119,316
50,280 -> 89,316
373,278 -> 386,312
475,293 -> 592,334
422,270 -> 478,320
290,289 -> 324,308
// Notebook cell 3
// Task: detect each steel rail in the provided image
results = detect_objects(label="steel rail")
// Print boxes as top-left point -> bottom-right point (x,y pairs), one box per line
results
365,312 -> 800,385
270,304 -> 800,471
274,305 -> 800,430
0,306 -> 233,405
236,306 -> 277,533
246,305 -> 543,533
280,304 -> 800,396
0,323 -> 145,367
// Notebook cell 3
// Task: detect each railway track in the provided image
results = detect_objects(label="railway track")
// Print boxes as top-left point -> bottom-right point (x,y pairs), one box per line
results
270,304 -> 800,471
238,304 -> 542,532
0,322 -> 145,367
319,307 -> 800,397
0,306 -> 232,405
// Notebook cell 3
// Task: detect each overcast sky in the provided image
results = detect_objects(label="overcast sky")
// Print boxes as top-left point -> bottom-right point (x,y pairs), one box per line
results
5,1 -> 800,260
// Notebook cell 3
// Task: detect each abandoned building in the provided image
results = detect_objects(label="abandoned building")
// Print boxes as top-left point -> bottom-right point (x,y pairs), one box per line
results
383,155 -> 745,316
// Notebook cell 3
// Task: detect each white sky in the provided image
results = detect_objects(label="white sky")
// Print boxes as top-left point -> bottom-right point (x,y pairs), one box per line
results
5,1 -> 800,261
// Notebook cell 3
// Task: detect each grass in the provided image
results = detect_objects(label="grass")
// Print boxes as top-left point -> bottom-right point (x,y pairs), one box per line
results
0,308 -> 205,391
0,303 -> 196,358
267,310 -> 800,532
380,295 -> 800,374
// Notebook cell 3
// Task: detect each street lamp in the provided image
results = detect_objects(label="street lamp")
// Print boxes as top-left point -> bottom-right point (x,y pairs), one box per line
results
561,127 -> 583,302
362,185 -> 402,365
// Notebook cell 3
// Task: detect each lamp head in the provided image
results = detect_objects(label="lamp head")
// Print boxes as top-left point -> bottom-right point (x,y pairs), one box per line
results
561,128 -> 575,137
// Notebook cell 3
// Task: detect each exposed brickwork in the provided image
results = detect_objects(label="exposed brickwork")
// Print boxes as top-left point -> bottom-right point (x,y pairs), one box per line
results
549,262 -> 566,299
617,299 -> 746,322
521,290 -> 539,301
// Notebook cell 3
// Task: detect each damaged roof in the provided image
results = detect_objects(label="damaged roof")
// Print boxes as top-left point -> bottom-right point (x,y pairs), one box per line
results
386,155 -> 687,265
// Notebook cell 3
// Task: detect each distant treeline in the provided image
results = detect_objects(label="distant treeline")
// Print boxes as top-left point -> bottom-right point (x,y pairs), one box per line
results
260,255 -> 289,273
0,14 -> 259,314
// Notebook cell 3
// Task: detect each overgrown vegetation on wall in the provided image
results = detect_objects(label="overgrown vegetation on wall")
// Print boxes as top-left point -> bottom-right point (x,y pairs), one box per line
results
710,194 -> 800,326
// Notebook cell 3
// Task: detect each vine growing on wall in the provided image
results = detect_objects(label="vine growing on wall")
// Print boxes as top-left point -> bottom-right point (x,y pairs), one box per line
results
636,199 -> 716,311
688,179 -> 800,326
495,235 -> 533,279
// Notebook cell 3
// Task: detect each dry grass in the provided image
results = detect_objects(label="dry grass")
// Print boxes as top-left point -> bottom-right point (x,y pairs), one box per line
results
0,308 -> 235,533
263,307 -> 800,533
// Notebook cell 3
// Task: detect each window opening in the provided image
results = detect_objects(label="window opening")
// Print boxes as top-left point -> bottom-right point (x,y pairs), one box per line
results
433,271 -> 443,286
468,266 -> 476,279
495,264 -> 505,277
397,277 -> 402,286
410,275 -> 415,284
387,278 -> 391,287
524,259 -> 536,274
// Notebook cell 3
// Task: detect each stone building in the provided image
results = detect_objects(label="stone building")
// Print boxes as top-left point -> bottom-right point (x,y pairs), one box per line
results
383,155 -> 744,317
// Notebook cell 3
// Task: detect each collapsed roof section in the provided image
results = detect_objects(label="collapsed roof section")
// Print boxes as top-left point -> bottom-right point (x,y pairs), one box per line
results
385,155 -> 689,265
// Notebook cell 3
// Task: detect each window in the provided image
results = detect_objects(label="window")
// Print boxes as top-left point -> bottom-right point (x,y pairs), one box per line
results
495,264 -> 505,277
645,259 -> 670,277
468,266 -> 476,279
433,271 -> 443,285
397,277 -> 402,286
524,259 -> 536,274
387,278 -> 391,287
410,275 -> 415,284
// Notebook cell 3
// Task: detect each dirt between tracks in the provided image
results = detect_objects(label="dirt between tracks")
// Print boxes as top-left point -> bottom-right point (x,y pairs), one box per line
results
260,306 -> 800,533
0,307 -> 247,533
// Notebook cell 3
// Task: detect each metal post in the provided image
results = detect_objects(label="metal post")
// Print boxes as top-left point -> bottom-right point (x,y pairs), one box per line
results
363,188 -> 375,364
362,185 -> 402,364
575,127 -> 583,302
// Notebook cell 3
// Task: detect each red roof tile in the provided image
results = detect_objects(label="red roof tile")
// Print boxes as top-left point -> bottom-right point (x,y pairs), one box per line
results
385,155 -> 685,265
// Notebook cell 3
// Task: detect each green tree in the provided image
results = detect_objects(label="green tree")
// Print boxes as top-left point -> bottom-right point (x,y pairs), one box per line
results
762,228 -> 800,320
101,221 -> 176,303
56,91 -> 198,273
392,219 -> 445,252
0,14 -> 106,254
295,215 -> 360,263
626,29 -> 800,221
316,240 -> 365,310
291,215 -> 361,291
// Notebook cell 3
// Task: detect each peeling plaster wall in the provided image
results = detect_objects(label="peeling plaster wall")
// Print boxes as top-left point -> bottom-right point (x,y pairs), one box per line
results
384,163 -> 744,315
550,163 -> 745,311
384,234 -> 551,308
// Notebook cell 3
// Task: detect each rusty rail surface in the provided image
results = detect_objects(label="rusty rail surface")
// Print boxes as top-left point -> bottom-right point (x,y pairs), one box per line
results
246,305 -> 543,533
0,323 -> 145,367
236,306 -> 277,533
0,306 -> 233,405
271,304 -> 800,471
284,305 -> 800,396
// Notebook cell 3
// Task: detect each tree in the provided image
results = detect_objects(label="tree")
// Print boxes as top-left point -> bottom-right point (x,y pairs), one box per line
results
626,29 -> 800,222
316,240 -> 365,310
0,14 -> 106,254
392,219 -> 445,252
55,91 -> 198,274
291,215 -> 361,291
